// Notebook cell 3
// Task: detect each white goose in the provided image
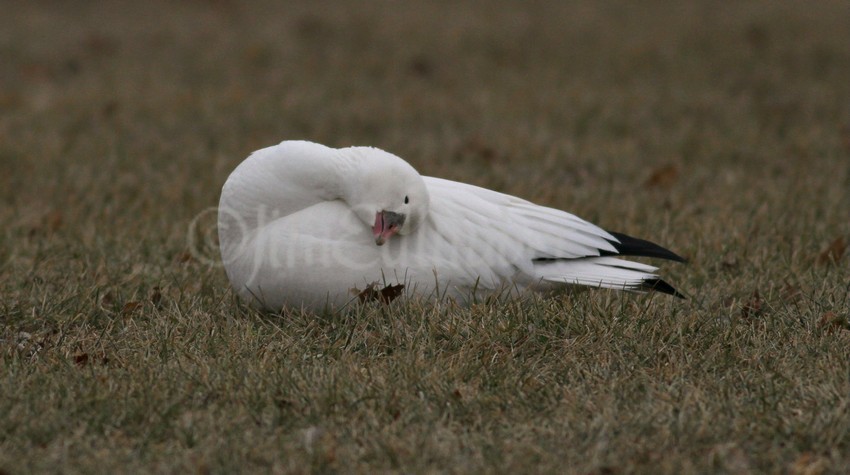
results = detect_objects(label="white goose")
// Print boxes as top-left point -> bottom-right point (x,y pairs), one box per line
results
218,140 -> 684,311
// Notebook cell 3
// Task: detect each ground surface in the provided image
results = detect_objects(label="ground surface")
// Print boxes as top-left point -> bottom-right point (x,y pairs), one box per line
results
2,1 -> 849,473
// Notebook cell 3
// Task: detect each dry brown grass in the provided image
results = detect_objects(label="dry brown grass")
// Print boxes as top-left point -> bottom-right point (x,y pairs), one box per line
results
2,0 -> 849,473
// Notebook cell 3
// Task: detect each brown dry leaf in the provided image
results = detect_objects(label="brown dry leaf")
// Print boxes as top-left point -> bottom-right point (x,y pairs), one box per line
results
818,312 -> 849,333
45,210 -> 63,232
74,352 -> 89,367
100,291 -> 115,309
121,301 -> 143,315
351,284 -> 373,298
741,290 -> 763,319
789,452 -> 829,475
353,283 -> 405,304
173,251 -> 195,264
817,236 -> 847,265
150,286 -> 163,309
643,164 -> 679,189
73,351 -> 109,367
378,284 -> 405,303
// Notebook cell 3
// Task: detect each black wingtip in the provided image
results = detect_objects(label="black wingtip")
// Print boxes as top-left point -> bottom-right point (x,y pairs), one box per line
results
603,231 -> 687,263
640,278 -> 687,299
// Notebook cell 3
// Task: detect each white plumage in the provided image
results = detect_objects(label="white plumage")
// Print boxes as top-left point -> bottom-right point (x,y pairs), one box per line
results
218,140 -> 683,311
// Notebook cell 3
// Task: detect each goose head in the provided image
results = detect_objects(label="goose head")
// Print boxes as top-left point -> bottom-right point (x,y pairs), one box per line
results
344,147 -> 430,245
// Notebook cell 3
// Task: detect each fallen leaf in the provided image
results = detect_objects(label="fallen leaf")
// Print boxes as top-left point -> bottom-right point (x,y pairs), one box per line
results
817,236 -> 846,265
643,164 -> 679,189
74,352 -> 89,366
98,291 -> 117,314
45,210 -> 63,232
378,284 -> 405,303
74,351 -> 109,367
173,251 -> 195,264
121,301 -> 143,315
741,290 -> 763,319
789,452 -> 829,475
150,286 -> 163,309
818,312 -> 849,333
353,283 -> 405,304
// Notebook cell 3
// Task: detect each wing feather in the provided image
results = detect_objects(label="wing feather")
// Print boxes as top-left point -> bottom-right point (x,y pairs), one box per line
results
422,176 -> 681,297
425,177 -> 616,260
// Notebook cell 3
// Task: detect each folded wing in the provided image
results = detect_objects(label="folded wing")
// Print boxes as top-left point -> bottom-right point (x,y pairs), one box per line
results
423,177 -> 684,297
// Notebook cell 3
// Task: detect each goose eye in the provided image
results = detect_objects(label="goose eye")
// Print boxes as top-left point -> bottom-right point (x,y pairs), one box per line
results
404,195 -> 409,204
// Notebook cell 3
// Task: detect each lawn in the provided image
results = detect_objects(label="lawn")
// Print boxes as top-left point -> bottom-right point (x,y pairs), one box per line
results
1,0 -> 849,473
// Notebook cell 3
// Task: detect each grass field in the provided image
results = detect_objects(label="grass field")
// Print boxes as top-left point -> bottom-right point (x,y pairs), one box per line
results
2,0 -> 849,473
